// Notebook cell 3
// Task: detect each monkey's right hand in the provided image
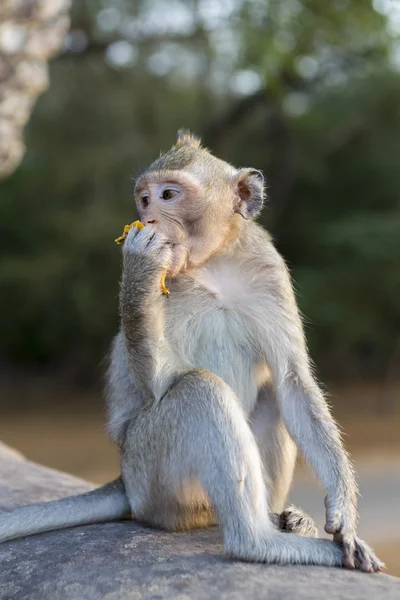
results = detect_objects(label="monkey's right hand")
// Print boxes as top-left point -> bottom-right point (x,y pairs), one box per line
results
324,496 -> 384,572
122,224 -> 173,272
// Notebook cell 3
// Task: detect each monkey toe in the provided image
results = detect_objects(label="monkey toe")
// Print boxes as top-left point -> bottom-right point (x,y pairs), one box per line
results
337,532 -> 385,573
354,537 -> 385,573
279,505 -> 319,538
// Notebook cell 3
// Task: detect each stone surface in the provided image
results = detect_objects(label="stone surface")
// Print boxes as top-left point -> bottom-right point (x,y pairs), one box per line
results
0,442 -> 399,600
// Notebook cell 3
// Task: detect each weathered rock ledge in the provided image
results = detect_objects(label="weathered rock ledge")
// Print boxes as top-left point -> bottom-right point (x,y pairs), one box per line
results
0,442 -> 398,600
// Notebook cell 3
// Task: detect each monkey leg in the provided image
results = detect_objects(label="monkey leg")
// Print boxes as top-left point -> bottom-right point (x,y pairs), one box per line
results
251,387 -> 318,538
250,386 -> 297,514
121,369 -> 343,566
121,368 -> 269,536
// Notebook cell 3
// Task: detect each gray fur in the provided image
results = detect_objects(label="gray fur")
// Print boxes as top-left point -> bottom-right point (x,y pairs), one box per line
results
0,479 -> 128,542
0,135 -> 384,572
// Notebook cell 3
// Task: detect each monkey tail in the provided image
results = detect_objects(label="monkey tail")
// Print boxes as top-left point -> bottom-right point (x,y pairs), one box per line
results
0,477 -> 130,543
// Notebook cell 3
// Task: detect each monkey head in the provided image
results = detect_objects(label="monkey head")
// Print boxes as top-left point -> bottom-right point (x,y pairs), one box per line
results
133,130 -> 265,276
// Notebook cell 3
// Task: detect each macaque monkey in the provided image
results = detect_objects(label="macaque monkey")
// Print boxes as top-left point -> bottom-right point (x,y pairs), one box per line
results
0,131 -> 383,572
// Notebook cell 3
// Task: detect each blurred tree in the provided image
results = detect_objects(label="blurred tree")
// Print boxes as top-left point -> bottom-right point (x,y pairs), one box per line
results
0,0 -> 71,179
0,0 -> 399,385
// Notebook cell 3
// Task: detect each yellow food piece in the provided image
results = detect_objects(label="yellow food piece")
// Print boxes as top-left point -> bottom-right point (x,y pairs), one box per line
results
160,270 -> 170,297
114,220 -> 144,245
115,220 -> 171,297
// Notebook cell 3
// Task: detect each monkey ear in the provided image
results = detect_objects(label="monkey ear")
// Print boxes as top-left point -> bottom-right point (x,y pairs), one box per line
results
175,129 -> 202,149
234,169 -> 265,220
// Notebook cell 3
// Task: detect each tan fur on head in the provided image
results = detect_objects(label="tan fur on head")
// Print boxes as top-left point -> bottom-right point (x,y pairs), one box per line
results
175,129 -> 202,149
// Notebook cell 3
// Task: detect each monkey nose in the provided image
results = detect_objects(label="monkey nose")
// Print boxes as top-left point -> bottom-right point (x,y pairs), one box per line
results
146,219 -> 157,224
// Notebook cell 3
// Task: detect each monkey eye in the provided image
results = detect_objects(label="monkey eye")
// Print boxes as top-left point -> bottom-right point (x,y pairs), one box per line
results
161,189 -> 178,200
141,195 -> 150,208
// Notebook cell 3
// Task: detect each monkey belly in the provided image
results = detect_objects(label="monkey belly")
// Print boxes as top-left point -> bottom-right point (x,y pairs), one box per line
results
165,280 -> 264,415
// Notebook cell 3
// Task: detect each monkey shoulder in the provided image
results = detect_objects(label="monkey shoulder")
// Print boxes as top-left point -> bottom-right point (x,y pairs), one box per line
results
168,223 -> 290,315
231,222 -> 291,295
242,222 -> 286,267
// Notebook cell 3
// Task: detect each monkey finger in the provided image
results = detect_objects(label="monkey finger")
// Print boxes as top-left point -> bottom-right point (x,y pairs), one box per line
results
124,225 -> 165,256
324,496 -> 341,535
354,538 -> 385,573
332,531 -> 356,570
324,522 -> 337,535
324,515 -> 343,535
123,223 -> 144,250
340,537 -> 356,570
144,234 -> 173,268
360,555 -> 373,573
356,539 -> 372,572
146,230 -> 169,249
372,556 -> 386,573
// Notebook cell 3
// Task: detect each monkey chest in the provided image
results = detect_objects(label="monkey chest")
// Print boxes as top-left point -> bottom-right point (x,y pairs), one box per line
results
164,266 -> 266,409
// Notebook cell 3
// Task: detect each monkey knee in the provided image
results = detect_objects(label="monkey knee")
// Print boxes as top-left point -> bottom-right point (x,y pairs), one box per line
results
169,369 -> 261,472
170,369 -> 237,414
184,368 -> 234,395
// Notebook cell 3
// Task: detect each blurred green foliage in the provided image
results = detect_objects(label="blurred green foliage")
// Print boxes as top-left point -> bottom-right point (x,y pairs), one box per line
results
0,0 -> 399,380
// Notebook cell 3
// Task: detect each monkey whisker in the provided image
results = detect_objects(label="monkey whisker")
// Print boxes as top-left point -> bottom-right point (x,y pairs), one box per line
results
159,211 -> 184,232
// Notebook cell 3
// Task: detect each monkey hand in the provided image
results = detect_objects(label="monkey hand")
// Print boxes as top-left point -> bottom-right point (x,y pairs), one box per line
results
115,220 -> 144,245
324,495 -> 384,573
122,224 -> 173,295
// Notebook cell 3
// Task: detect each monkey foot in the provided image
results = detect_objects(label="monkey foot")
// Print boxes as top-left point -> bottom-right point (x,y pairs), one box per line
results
278,505 -> 319,538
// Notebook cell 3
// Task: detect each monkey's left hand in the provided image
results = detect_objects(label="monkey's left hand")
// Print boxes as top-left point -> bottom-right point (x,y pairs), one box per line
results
122,224 -> 173,296
324,496 -> 384,572
123,224 -> 172,267
115,220 -> 144,245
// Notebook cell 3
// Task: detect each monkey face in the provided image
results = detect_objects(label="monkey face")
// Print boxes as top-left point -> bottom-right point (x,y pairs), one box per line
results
133,165 -> 237,276
132,132 -> 265,276
134,170 -> 202,244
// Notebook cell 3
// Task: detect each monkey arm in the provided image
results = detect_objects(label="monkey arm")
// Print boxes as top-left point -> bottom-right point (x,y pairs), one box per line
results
263,300 -> 357,511
255,258 -> 368,566
106,331 -> 146,444
119,226 -> 184,400
268,344 -> 369,568
116,221 -> 170,296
